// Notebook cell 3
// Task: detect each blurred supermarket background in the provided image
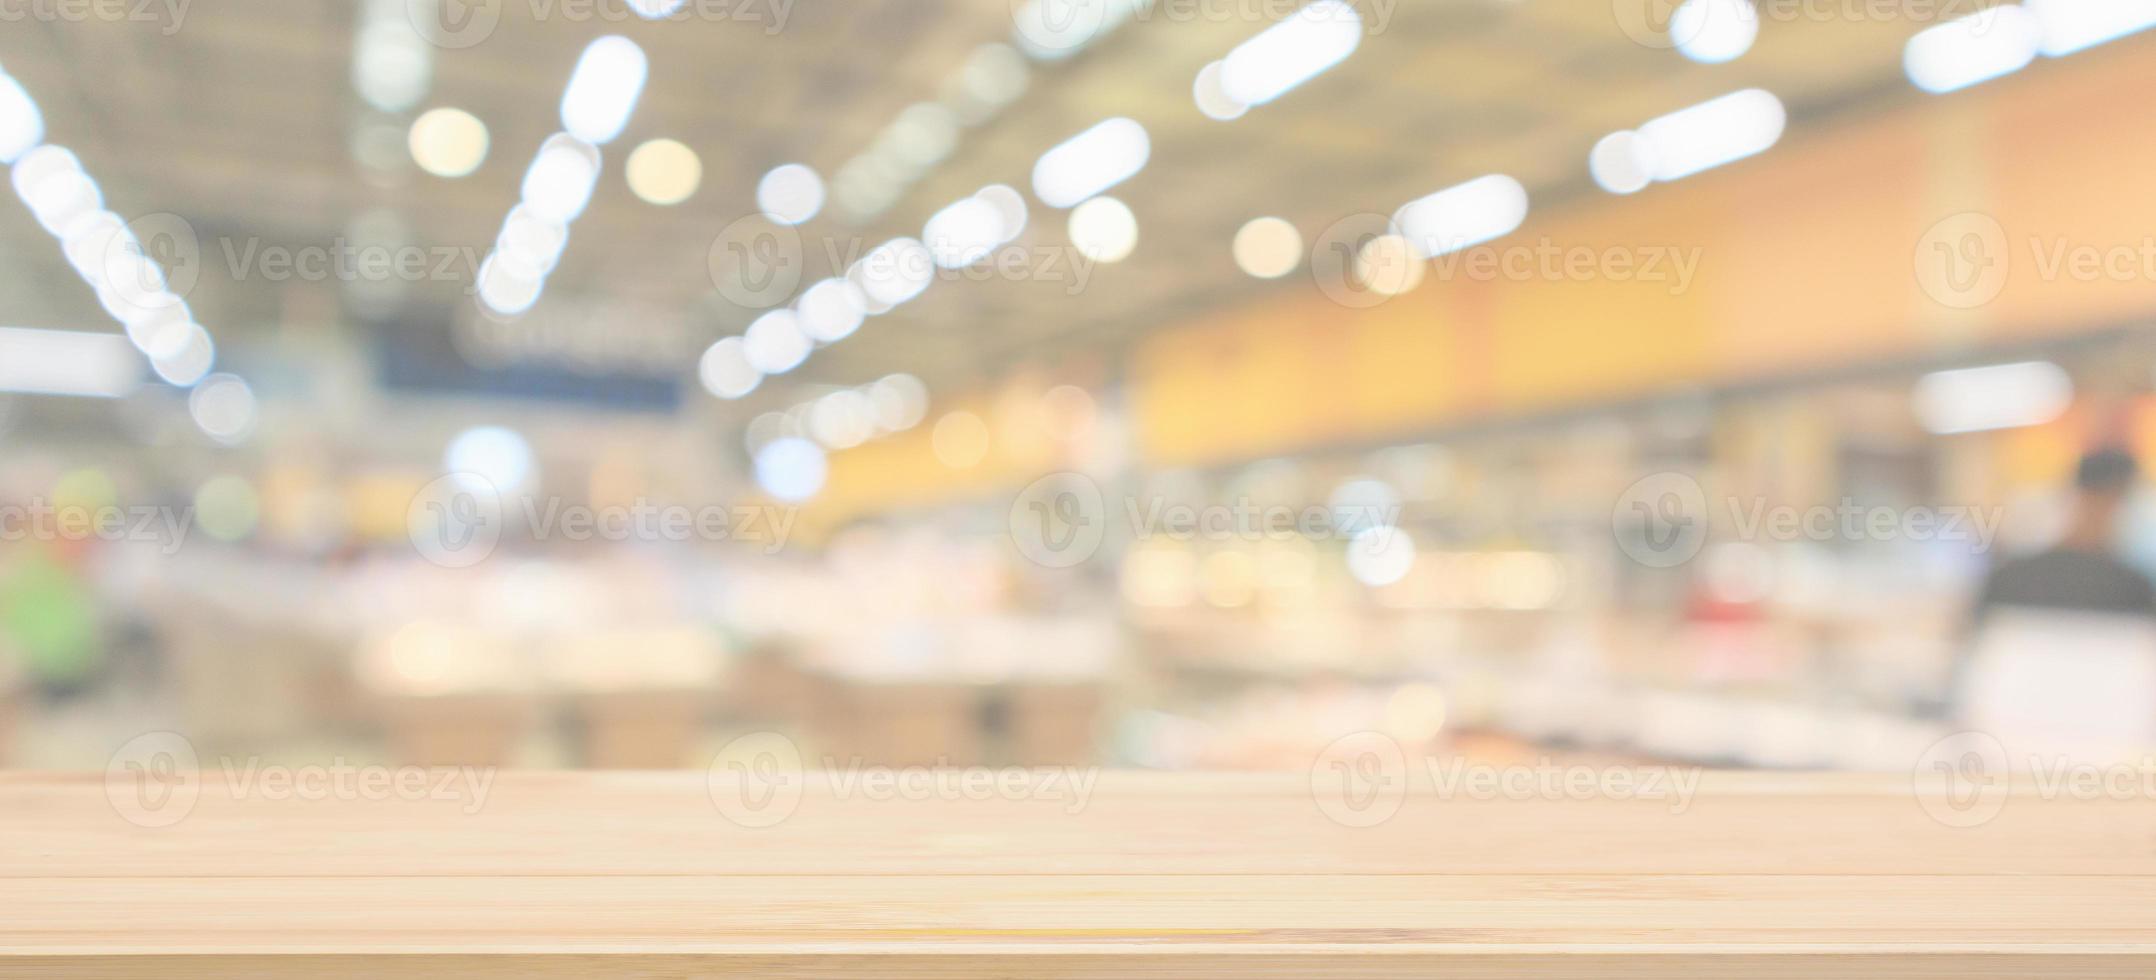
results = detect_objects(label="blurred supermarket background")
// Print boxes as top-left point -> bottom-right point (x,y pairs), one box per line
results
3,0 -> 2156,771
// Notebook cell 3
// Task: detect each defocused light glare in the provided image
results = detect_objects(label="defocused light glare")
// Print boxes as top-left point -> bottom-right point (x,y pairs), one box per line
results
0,327 -> 139,398
974,184 -> 1029,242
960,42 -> 1031,107
868,374 -> 930,432
923,195 -> 1005,269
408,107 -> 489,178
796,278 -> 867,343
1636,88 -> 1786,182
1671,0 -> 1759,64
1347,526 -> 1416,587
24,169 -> 102,235
0,72 -> 43,164
11,144 -> 82,204
445,425 -> 536,493
857,238 -> 934,307
520,134 -> 602,224
2026,0 -> 2156,55
150,323 -> 215,387
353,19 -> 431,113
559,36 -> 648,145
1589,131 -> 1659,195
1354,234 -> 1425,296
1011,0 -> 1144,60
628,0 -> 685,16
743,310 -> 811,375
699,336 -> 761,399
1219,0 -> 1363,107
1392,175 -> 1529,259
757,163 -> 825,225
625,138 -> 701,205
1032,117 -> 1150,209
888,102 -> 960,168
1192,61 -> 1248,121
1068,196 -> 1138,263
1384,683 -> 1449,743
809,389 -> 877,449
188,373 -> 257,444
60,210 -> 125,286
1233,217 -> 1302,278
498,206 -> 569,275
754,437 -> 827,502
1913,361 -> 2073,434
931,411 -> 992,468
1904,6 -> 2042,94
476,253 -> 546,316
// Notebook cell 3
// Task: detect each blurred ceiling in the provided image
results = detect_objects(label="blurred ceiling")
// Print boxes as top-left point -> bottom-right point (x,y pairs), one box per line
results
0,0 -> 1953,413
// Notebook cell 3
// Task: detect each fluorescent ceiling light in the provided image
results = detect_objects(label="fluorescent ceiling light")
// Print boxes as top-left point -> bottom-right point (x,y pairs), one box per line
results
0,327 -> 141,397
1219,0 -> 1362,107
559,35 -> 647,145
1914,361 -> 2073,435
520,133 -> 602,224
0,72 -> 43,164
1392,175 -> 1530,259
1031,117 -> 1149,209
1636,88 -> 1787,182
1904,6 -> 2042,94
2025,0 -> 2156,56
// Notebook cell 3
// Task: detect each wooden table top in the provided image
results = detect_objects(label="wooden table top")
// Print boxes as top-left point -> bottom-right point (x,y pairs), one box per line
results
6,762 -> 2156,977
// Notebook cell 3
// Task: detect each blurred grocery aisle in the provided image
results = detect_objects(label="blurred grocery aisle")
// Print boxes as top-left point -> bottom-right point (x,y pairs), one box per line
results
5,1 -> 2156,773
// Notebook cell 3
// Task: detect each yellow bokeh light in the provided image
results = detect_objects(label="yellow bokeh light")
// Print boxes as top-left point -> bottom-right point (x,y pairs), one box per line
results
407,107 -> 489,179
625,138 -> 703,206
1233,216 -> 1302,279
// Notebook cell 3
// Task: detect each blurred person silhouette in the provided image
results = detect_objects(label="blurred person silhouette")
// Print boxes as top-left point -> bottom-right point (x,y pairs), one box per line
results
1955,448 -> 2156,761
1971,448 -> 2154,621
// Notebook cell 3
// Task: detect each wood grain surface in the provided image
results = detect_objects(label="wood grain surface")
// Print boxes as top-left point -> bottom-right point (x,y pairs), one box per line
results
5,770 -> 2155,977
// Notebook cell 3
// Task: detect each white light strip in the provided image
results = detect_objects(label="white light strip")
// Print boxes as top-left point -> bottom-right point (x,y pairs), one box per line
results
1031,117 -> 1149,209
1914,361 -> 2073,435
1392,175 -> 1530,259
476,38 -> 647,317
1904,5 -> 2042,94
559,35 -> 648,146
1,67 -> 229,392
0,327 -> 141,398
1218,0 -> 1363,107
2026,0 -> 2156,56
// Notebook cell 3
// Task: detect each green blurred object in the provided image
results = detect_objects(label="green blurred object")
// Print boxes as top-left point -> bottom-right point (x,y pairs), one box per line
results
0,552 -> 102,688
